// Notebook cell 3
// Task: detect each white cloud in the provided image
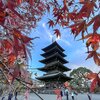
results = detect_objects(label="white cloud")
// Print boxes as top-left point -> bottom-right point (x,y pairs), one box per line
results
42,23 -> 53,41
60,39 -> 71,46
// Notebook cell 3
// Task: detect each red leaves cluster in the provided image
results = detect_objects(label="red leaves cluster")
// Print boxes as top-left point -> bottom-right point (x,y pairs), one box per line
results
0,0 -> 46,84
86,72 -> 100,92
70,21 -> 86,37
79,1 -> 96,18
48,19 -> 55,28
88,15 -> 100,32
54,29 -> 61,38
81,33 -> 100,65
47,0 -> 100,66
86,51 -> 100,66
0,31 -> 33,65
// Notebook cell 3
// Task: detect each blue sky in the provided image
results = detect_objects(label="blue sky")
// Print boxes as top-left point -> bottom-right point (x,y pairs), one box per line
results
28,15 -> 100,79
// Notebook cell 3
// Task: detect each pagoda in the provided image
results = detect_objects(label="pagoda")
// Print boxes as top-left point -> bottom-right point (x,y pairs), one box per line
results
36,41 -> 71,89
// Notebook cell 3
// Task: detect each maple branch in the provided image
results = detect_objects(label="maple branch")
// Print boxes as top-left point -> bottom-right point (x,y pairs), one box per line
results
0,68 -> 14,90
0,61 -> 44,100
0,61 -> 32,85
0,68 -> 9,84
16,78 -> 44,100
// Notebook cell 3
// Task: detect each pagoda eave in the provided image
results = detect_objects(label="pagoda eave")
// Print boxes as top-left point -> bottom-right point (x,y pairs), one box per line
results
42,41 -> 65,52
39,53 -> 69,64
38,65 -> 71,72
41,46 -> 66,58
36,72 -> 72,82
41,52 -> 66,58
37,68 -> 47,72
39,59 -> 68,64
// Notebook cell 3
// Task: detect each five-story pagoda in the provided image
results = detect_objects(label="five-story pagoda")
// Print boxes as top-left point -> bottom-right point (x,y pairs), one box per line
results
36,41 -> 71,89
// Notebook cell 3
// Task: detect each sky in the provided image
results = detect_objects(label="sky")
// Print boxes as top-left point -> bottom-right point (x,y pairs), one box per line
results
27,15 -> 100,79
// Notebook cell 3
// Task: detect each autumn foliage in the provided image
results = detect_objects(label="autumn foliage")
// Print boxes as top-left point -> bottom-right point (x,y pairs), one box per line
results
85,72 -> 100,92
0,0 -> 42,85
0,0 -> 100,93
47,0 -> 100,66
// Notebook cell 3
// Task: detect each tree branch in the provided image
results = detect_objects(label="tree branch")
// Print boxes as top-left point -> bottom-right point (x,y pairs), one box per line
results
0,61 -> 44,100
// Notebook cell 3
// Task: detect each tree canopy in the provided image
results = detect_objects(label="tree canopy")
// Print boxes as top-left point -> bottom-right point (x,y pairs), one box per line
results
70,67 -> 92,92
85,71 -> 100,92
70,67 -> 100,92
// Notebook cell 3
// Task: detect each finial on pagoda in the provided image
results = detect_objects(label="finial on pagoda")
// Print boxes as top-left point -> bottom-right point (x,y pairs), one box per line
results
51,35 -> 61,43
51,36 -> 55,43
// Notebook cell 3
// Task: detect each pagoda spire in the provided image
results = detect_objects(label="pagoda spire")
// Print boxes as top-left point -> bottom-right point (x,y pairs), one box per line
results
51,36 -> 56,43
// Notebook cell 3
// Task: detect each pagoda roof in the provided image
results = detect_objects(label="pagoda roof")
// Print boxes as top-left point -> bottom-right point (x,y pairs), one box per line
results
36,72 -> 72,82
42,41 -> 64,52
39,52 -> 68,64
41,46 -> 66,58
38,61 -> 71,72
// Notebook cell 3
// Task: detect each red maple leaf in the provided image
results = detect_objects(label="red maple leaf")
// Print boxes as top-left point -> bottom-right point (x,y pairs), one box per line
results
86,73 -> 97,80
79,1 -> 96,18
87,34 -> 99,47
80,33 -> 100,51
8,53 -> 16,67
48,19 -> 55,28
86,51 -> 100,66
86,72 -> 100,92
87,15 -> 100,32
90,78 -> 98,92
56,14 -> 64,24
60,21 -> 68,27
68,12 -> 77,21
54,29 -> 61,38
69,21 -> 86,38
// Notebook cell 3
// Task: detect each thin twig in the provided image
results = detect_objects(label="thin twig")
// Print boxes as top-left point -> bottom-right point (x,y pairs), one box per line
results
0,68 -> 12,87
0,61 -> 44,100
16,78 -> 44,100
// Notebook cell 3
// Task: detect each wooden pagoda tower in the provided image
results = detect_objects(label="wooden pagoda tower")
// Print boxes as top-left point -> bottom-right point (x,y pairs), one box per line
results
36,41 -> 71,89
